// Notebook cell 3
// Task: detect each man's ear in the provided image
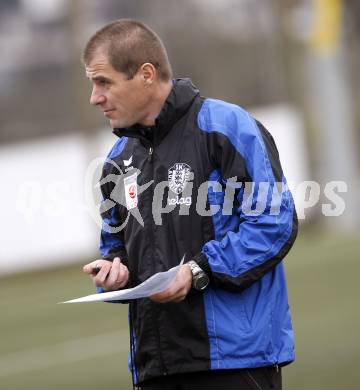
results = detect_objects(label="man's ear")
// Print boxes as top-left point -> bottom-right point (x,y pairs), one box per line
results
140,63 -> 156,87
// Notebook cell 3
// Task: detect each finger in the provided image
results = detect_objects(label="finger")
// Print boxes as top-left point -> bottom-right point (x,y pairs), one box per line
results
83,259 -> 107,274
117,264 -> 129,288
83,261 -> 98,274
94,262 -> 111,286
151,280 -> 191,303
151,286 -> 177,303
172,294 -> 186,302
153,292 -> 184,303
150,292 -> 166,302
103,259 -> 121,289
171,285 -> 189,302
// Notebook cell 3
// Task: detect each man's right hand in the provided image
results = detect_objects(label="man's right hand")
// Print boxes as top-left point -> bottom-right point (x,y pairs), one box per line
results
83,257 -> 129,291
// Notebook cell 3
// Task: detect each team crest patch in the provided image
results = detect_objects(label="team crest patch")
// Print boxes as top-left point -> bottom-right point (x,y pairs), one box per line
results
124,172 -> 138,210
168,163 -> 191,194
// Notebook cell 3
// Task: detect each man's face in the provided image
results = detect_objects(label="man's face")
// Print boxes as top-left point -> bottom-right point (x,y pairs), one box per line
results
85,51 -> 151,128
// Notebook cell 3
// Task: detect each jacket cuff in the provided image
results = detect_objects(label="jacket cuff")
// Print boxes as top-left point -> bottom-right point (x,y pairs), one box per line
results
192,253 -> 212,278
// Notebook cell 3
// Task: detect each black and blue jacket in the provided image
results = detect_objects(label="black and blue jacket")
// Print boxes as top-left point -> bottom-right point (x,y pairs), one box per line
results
99,79 -> 298,384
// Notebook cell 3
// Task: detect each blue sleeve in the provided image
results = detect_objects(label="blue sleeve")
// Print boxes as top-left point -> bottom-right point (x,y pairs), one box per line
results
99,137 -> 129,264
196,99 -> 298,291
96,137 -> 131,299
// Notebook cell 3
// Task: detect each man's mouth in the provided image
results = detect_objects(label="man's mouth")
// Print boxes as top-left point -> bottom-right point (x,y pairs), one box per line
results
103,109 -> 115,117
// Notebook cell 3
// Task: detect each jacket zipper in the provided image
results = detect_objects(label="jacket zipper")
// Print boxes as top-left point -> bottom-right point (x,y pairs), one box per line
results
147,142 -> 167,376
148,146 -> 153,162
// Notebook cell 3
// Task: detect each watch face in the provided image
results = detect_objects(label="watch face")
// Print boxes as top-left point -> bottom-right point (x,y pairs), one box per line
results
194,273 -> 209,290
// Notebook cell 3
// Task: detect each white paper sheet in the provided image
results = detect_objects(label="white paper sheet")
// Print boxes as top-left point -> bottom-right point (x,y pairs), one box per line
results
61,260 -> 183,304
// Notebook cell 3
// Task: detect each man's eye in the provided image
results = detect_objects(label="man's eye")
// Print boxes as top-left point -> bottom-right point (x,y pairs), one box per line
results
95,79 -> 108,86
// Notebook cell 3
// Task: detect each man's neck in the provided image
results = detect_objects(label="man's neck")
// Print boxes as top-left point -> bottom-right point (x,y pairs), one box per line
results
140,81 -> 172,126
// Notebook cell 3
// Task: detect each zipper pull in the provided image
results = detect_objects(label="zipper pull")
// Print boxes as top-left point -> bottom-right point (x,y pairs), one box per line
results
148,146 -> 153,162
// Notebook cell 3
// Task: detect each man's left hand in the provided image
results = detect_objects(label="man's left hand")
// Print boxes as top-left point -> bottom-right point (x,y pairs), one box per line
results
150,264 -> 192,303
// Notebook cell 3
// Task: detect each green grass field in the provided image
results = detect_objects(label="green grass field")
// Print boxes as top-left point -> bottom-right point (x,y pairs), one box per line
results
1,228 -> 359,389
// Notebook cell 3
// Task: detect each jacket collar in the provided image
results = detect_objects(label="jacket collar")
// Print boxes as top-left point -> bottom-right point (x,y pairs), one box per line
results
113,78 -> 199,146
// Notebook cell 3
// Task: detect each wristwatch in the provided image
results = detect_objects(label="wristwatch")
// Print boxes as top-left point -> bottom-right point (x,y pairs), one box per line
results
187,260 -> 210,291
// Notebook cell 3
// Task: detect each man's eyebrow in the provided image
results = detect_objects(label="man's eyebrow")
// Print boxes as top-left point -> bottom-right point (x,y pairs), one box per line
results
87,75 -> 112,82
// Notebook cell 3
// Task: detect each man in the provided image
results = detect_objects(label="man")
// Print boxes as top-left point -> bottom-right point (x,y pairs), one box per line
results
83,19 -> 297,390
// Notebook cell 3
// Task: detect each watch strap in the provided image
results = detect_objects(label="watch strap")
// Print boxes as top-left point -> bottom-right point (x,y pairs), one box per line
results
192,253 -> 212,278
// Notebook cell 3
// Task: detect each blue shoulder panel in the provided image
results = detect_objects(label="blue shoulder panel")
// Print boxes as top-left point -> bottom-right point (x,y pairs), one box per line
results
198,99 -> 277,183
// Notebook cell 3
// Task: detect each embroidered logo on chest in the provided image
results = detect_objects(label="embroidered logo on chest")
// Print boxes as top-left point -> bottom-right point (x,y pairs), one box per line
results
168,163 -> 191,195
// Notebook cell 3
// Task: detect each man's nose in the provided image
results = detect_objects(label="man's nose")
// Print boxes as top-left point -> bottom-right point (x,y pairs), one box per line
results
90,87 -> 106,106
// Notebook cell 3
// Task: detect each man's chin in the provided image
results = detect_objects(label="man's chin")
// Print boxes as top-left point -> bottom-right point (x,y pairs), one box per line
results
109,119 -> 122,129
110,119 -> 135,129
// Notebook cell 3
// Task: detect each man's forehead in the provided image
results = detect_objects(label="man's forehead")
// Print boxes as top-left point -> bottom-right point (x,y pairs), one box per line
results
85,53 -> 111,77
